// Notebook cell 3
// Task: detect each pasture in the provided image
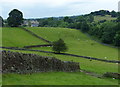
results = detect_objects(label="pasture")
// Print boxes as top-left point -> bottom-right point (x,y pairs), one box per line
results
1,27 -> 119,85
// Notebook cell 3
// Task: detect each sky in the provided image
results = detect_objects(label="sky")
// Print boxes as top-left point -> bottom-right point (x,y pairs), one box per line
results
0,0 -> 119,19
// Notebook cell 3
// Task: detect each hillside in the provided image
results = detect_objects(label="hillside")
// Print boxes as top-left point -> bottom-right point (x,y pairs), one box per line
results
2,27 -> 47,47
2,27 -> 118,60
2,27 -> 119,72
94,15 -> 117,22
26,27 -> 118,60
1,27 -> 119,85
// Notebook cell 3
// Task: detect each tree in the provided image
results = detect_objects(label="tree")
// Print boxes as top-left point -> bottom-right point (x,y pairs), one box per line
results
0,16 -> 4,27
117,12 -> 120,22
58,21 -> 69,28
88,15 -> 94,23
111,10 -> 117,17
52,39 -> 68,53
113,31 -> 120,46
76,16 -> 86,22
7,9 -> 23,27
63,16 -> 73,23
89,25 -> 100,37
100,22 -> 116,44
68,22 -> 82,29
81,22 -> 90,32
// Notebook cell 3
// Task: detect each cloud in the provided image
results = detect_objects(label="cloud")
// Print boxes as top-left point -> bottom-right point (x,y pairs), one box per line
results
0,0 -> 85,8
0,0 -> 119,18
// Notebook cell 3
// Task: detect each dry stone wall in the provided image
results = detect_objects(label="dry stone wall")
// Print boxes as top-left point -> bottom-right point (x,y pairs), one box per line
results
24,44 -> 52,48
2,51 -> 80,74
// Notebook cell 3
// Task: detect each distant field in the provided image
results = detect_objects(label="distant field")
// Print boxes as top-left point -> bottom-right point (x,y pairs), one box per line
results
94,15 -> 117,22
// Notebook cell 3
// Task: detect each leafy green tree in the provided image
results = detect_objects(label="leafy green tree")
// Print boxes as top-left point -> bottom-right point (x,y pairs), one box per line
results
88,21 -> 120,46
111,10 -> 117,17
76,16 -> 86,22
101,32 -> 113,44
58,21 -> 69,28
89,25 -> 100,36
63,16 -> 73,23
52,39 -> 68,53
117,12 -> 120,22
0,16 -> 4,27
88,15 -> 94,23
68,22 -> 82,29
90,10 -> 110,16
114,31 -> 120,46
100,22 -> 116,44
81,22 -> 90,32
7,9 -> 23,27
47,17 -> 58,27
39,19 -> 48,27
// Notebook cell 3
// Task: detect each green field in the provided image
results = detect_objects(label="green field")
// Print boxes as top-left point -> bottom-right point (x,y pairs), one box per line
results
1,27 -> 119,85
94,15 -> 117,22
2,27 -> 47,47
2,72 -> 118,85
2,27 -> 118,60
26,27 -> 118,60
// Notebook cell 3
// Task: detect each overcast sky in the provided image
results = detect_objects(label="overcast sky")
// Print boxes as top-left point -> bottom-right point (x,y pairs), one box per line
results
0,0 -> 119,19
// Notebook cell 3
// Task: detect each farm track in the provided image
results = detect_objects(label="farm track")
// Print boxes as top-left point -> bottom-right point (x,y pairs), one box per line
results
1,46 -> 120,64
20,27 -> 52,43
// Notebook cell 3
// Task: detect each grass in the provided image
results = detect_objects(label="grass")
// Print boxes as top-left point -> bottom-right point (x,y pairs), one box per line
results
2,27 -> 119,73
2,72 -> 119,85
26,27 -> 118,60
3,27 -> 118,61
1,27 -> 119,85
0,74 -> 2,86
94,15 -> 117,22
2,27 -> 47,47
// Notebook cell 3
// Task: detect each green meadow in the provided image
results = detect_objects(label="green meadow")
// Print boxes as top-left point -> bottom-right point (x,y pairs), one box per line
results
27,27 -> 118,60
94,15 -> 117,22
2,27 -> 47,47
2,72 -> 118,85
1,27 -> 119,85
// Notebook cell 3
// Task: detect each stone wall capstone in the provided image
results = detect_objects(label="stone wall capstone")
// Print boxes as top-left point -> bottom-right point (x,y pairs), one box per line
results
2,51 -> 80,74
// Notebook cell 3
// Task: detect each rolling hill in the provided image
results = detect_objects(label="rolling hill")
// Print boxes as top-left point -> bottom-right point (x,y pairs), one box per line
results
1,27 -> 119,85
26,27 -> 118,60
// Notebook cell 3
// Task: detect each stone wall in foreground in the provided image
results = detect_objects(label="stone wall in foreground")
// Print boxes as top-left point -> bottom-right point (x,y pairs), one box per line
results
1,51 -> 80,74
